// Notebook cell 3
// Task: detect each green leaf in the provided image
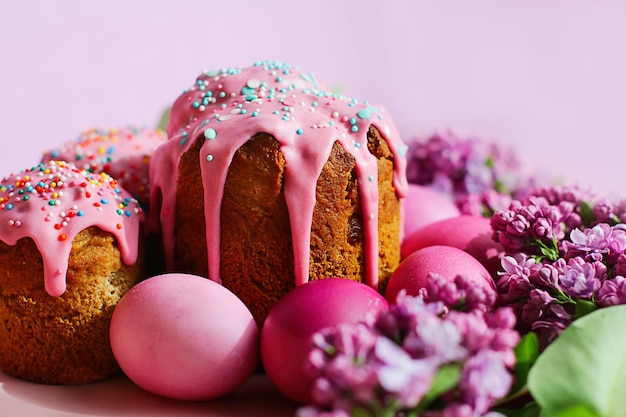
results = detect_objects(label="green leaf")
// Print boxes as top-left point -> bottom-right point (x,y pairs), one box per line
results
548,403 -> 604,417
497,401 -> 541,417
575,298 -> 598,319
418,362 -> 462,409
156,107 -> 171,131
511,332 -> 540,394
528,305 -> 626,417
579,200 -> 595,227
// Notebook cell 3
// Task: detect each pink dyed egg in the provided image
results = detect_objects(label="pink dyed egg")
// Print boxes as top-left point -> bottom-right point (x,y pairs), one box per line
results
401,215 -> 503,276
385,245 -> 497,304
110,273 -> 259,401
402,184 -> 460,240
261,278 -> 388,405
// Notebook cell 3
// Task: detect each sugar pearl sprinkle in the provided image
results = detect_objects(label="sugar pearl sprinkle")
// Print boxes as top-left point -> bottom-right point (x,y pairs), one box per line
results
0,161 -> 143,241
171,60 -> 389,150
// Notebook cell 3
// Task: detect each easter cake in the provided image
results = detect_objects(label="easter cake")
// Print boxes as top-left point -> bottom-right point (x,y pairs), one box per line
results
0,161 -> 144,384
150,61 -> 408,325
41,126 -> 167,208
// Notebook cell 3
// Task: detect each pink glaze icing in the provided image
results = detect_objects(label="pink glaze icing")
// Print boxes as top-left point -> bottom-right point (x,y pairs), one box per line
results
0,161 -> 143,297
42,126 -> 167,207
150,61 -> 408,289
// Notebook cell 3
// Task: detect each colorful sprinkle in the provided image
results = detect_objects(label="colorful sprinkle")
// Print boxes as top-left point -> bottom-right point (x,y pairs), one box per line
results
204,128 -> 217,140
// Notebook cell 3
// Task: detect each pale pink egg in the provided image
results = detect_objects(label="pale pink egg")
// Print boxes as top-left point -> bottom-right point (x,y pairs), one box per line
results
261,278 -> 388,405
402,184 -> 460,240
385,245 -> 497,304
401,215 -> 503,276
110,273 -> 259,401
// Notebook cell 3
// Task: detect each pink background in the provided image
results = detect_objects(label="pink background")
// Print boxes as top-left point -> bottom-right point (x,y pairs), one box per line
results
1,1 -> 625,196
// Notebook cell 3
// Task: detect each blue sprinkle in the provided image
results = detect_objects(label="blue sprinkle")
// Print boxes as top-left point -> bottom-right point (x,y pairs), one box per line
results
296,128 -> 303,135
355,142 -> 361,148
351,125 -> 359,133
192,102 -> 200,109
125,210 -> 132,217
101,198 -> 109,205
368,175 -> 374,182
349,118 -> 357,125
240,109 -> 247,114
77,210 -> 84,216
276,76 -> 283,82
357,108 -> 371,119
219,92 -> 226,98
252,111 -> 259,117
241,86 -> 255,96
6,204 -> 13,210
204,128 -> 217,140
245,95 -> 258,101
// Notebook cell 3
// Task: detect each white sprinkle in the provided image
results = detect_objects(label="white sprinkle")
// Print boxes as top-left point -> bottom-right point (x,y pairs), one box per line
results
247,79 -> 260,88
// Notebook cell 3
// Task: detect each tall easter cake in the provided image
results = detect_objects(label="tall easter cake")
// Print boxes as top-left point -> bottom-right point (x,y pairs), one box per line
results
150,61 -> 408,325
0,161 -> 144,384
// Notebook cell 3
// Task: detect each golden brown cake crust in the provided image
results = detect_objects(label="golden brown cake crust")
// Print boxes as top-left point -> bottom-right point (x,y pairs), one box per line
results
173,125 -> 400,326
0,227 -> 143,384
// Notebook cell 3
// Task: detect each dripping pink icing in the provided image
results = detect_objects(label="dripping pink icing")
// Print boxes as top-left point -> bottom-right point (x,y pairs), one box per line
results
150,61 -> 407,290
42,126 -> 167,207
0,161 -> 143,296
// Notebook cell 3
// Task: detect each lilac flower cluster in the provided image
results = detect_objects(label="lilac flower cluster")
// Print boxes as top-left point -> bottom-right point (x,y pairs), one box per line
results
297,286 -> 519,417
492,185 -> 626,347
418,272 -> 497,313
405,130 -> 535,216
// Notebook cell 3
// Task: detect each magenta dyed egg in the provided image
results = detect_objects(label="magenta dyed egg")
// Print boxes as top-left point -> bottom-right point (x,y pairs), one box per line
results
261,278 -> 388,405
385,245 -> 497,305
402,184 -> 460,240
110,273 -> 259,401
401,215 -> 503,276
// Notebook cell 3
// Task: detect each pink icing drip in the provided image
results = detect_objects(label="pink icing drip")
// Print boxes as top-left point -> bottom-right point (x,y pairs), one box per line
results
151,61 -> 407,289
0,162 -> 143,297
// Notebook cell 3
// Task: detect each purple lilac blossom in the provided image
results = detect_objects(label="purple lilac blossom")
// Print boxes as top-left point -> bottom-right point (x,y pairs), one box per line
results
419,273 -> 497,313
404,130 -> 533,216
300,293 -> 519,417
492,187 -> 626,348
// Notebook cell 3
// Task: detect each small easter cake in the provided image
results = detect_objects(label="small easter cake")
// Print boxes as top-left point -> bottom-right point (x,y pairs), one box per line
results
0,161 -> 144,384
42,126 -> 167,208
